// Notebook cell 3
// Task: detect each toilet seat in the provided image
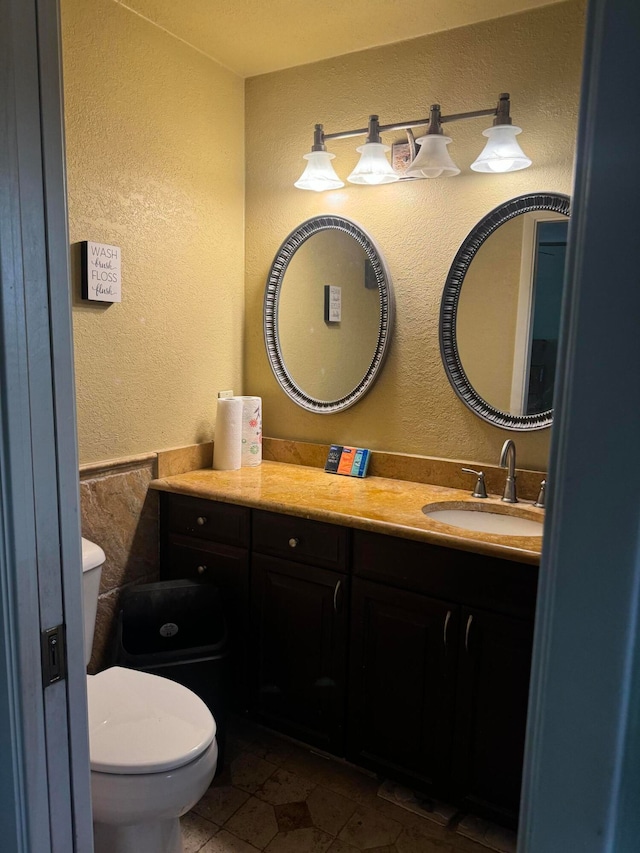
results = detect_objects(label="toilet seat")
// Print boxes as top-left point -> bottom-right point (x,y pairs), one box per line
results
88,666 -> 215,775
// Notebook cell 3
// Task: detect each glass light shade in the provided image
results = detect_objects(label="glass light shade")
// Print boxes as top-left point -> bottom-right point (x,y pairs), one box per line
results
347,142 -> 399,185
405,135 -> 460,178
294,151 -> 344,191
470,125 -> 532,173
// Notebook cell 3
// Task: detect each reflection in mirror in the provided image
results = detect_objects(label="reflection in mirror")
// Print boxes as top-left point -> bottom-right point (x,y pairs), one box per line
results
278,230 -> 381,401
265,216 -> 394,413
441,193 -> 570,431
457,213 -> 568,415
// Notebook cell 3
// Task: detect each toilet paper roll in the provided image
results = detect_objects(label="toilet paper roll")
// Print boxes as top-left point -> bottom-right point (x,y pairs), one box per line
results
213,397 -> 243,470
235,396 -> 262,467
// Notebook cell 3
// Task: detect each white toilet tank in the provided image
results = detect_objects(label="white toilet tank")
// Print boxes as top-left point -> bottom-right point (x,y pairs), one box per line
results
81,538 -> 106,666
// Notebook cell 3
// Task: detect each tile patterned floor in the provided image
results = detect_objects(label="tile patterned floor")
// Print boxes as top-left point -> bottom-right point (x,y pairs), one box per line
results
181,717 -> 517,853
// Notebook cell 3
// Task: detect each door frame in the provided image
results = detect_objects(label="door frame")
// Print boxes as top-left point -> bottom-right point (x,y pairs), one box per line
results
0,0 -> 93,850
509,211 -> 567,415
519,0 -> 640,850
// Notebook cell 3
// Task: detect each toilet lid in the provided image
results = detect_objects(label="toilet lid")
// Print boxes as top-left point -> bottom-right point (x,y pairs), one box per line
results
87,667 -> 216,774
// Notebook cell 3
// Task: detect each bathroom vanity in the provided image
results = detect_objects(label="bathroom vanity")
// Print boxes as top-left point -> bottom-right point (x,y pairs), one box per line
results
152,460 -> 540,828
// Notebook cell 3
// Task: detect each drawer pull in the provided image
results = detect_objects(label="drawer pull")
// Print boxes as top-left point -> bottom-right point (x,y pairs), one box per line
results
288,537 -> 299,549
443,610 -> 452,649
333,580 -> 342,614
196,516 -> 207,526
196,565 -> 208,575
465,614 -> 474,654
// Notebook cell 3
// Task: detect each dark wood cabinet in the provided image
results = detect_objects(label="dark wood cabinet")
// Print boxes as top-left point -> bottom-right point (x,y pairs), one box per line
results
159,494 -> 251,709
250,510 -> 349,755
352,529 -> 538,622
452,607 -> 534,825
158,491 -> 538,827
348,578 -> 458,792
350,530 -> 537,825
251,555 -> 347,753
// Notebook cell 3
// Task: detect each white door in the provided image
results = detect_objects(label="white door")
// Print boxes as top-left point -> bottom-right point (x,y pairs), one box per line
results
0,0 -> 93,850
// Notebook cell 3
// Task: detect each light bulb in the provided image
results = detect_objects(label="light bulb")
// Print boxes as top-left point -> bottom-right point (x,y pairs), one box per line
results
294,151 -> 344,192
405,135 -> 460,178
471,125 -> 532,173
347,142 -> 399,185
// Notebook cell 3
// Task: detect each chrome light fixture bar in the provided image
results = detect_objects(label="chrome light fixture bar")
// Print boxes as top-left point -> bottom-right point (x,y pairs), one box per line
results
295,93 -> 532,191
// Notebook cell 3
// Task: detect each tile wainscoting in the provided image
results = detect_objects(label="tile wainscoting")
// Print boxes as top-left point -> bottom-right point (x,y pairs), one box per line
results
79,453 -> 160,672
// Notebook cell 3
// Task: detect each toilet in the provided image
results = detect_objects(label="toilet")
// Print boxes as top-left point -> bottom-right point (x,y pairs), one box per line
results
82,538 -> 218,853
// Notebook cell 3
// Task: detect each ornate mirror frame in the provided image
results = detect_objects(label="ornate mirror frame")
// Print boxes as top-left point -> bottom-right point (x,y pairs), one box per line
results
440,192 -> 571,431
264,215 -> 395,413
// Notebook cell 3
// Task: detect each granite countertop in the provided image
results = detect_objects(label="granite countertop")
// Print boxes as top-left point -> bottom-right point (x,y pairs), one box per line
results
150,460 -> 543,566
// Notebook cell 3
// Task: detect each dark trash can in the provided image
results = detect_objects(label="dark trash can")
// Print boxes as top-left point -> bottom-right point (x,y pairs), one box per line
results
114,579 -> 230,770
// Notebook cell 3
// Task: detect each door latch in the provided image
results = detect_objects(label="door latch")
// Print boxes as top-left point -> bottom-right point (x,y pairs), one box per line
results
41,624 -> 66,687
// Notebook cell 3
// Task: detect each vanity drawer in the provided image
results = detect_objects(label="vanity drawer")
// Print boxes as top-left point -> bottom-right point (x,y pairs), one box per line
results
162,536 -> 249,584
252,509 -> 349,572
163,493 -> 249,548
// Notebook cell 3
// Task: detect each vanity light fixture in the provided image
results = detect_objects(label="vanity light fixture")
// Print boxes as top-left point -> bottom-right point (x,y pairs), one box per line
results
470,91 -> 532,173
295,93 -> 531,190
347,115 -> 399,185
405,104 -> 460,178
294,124 -> 345,191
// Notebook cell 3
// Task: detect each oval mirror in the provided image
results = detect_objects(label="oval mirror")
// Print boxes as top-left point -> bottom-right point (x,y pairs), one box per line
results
264,216 -> 394,413
440,192 -> 570,430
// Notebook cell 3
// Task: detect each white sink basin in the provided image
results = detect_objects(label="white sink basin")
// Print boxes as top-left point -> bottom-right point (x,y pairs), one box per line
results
422,505 -> 544,537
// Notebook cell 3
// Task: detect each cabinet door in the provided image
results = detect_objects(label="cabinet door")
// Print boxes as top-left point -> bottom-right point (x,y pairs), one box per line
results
347,578 -> 459,792
251,554 -> 348,755
453,607 -> 534,825
162,538 -> 250,711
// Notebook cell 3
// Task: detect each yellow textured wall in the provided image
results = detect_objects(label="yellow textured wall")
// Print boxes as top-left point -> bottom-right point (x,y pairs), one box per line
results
245,1 -> 585,470
62,0 -> 245,463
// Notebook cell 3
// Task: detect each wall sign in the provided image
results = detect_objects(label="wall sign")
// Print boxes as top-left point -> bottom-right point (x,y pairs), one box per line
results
324,285 -> 341,323
81,241 -> 122,303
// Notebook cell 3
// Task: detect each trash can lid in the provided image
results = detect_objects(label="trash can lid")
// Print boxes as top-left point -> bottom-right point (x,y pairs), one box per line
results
87,667 -> 216,774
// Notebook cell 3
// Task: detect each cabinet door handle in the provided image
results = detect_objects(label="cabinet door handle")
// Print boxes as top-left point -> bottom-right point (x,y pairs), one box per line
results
196,516 -> 207,526
443,610 -> 452,649
464,614 -> 474,654
197,565 -> 207,575
333,580 -> 342,614
288,537 -> 299,549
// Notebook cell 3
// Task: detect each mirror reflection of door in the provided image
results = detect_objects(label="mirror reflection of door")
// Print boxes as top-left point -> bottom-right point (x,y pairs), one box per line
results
456,209 -> 569,417
511,216 -> 568,415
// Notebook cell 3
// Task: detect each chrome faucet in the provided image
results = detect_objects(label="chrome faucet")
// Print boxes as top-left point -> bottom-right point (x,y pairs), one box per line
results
499,439 -> 518,503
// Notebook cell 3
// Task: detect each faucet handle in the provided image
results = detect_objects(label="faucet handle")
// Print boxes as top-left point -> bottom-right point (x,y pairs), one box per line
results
462,468 -> 488,499
534,479 -> 546,508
